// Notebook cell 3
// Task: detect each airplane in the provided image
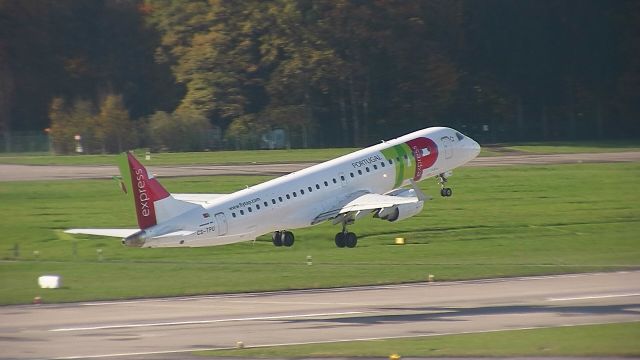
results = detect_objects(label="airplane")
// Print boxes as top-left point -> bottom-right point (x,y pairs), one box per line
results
66,127 -> 480,248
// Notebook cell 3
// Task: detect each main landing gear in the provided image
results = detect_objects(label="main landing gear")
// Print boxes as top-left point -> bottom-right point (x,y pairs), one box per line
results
334,223 -> 358,248
272,230 -> 294,247
436,173 -> 453,197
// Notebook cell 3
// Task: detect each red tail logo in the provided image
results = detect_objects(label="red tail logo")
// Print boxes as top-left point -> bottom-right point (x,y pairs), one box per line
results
126,153 -> 170,229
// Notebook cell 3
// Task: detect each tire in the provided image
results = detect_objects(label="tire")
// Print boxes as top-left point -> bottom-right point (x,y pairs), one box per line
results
445,188 -> 452,197
345,232 -> 358,248
283,231 -> 295,247
272,231 -> 283,247
440,188 -> 446,197
335,232 -> 346,248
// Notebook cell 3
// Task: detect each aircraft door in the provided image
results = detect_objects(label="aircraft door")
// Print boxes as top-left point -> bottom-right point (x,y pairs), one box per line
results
215,212 -> 227,236
441,136 -> 453,159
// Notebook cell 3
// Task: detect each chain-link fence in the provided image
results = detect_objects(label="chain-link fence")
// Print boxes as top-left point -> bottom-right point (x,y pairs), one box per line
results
0,132 -> 51,153
0,128 -> 310,154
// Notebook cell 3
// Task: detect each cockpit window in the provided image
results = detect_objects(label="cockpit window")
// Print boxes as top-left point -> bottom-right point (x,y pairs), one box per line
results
455,132 -> 464,141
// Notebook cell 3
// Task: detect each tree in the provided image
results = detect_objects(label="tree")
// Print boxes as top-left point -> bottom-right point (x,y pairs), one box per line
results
97,94 -> 136,153
49,98 -> 99,154
147,111 -> 214,151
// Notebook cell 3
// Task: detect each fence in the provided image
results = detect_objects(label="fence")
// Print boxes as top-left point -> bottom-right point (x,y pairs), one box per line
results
0,128 -> 306,154
1,132 -> 51,153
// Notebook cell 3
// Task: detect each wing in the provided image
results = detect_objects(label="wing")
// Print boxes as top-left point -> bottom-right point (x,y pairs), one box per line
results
312,188 -> 430,225
64,228 -> 140,238
172,193 -> 229,206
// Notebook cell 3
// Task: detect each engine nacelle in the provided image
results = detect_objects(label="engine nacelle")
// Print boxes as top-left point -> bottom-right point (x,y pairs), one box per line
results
122,230 -> 149,247
377,201 -> 424,222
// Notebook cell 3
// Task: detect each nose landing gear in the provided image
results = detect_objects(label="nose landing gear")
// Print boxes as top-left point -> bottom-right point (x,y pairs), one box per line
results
436,173 -> 453,197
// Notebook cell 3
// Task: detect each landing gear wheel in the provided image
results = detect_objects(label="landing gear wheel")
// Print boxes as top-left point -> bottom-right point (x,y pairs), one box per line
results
345,232 -> 358,248
440,187 -> 452,197
282,231 -> 295,247
335,232 -> 346,248
272,231 -> 283,247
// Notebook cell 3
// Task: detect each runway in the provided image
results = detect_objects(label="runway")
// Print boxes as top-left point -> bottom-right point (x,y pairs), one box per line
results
1,151 -> 639,181
1,271 -> 639,359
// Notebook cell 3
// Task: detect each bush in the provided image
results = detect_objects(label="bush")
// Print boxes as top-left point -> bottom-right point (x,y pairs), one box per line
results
147,111 -> 216,151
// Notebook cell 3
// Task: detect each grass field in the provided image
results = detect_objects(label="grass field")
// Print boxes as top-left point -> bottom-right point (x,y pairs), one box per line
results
1,140 -> 638,165
198,321 -> 640,357
0,148 -> 358,166
0,162 -> 638,305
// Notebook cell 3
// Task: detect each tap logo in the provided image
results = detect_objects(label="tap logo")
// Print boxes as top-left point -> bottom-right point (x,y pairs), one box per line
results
381,137 -> 439,187
407,137 -> 438,181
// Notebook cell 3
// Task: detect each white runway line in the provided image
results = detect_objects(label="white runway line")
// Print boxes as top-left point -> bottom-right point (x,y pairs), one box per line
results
49,311 -> 365,332
547,293 -> 640,302
53,320 -> 637,360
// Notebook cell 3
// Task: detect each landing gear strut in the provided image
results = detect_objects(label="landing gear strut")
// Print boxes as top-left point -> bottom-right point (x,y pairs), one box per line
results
436,173 -> 452,197
335,223 -> 357,248
272,231 -> 294,247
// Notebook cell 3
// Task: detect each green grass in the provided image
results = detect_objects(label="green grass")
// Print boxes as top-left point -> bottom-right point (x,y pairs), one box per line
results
198,322 -> 640,357
500,140 -> 640,154
0,163 -> 639,304
0,148 -> 357,166
1,140 -> 638,165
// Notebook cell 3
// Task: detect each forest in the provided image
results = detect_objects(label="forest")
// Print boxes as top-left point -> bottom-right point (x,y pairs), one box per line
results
1,0 -> 638,152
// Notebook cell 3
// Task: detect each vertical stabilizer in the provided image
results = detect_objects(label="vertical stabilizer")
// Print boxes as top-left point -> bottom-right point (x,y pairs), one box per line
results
118,152 -> 196,230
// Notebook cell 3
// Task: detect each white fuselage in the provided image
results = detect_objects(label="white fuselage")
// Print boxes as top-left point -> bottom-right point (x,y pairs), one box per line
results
144,127 -> 480,247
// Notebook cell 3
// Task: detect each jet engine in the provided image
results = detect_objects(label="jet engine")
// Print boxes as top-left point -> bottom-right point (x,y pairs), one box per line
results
376,201 -> 424,222
122,230 -> 149,247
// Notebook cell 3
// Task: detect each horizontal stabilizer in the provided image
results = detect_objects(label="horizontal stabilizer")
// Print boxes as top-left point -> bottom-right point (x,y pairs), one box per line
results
65,229 -> 139,238
172,193 -> 229,205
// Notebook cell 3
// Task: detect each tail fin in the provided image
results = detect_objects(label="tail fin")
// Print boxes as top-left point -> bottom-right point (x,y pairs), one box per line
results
118,152 -> 197,230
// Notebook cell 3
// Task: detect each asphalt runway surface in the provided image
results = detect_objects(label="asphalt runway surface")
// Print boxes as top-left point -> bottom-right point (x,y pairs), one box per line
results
1,271 -> 639,359
1,151 -> 639,181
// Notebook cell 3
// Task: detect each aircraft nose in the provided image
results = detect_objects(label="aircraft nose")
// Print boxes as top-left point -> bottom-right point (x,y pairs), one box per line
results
466,138 -> 481,160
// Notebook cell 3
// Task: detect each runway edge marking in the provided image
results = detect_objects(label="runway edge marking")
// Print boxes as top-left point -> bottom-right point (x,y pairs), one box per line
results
52,320 -> 640,360
49,311 -> 365,332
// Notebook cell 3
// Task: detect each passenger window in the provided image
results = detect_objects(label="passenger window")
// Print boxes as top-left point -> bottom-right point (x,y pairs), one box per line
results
381,162 -> 385,167
366,167 -> 370,172
248,207 -> 252,212
456,132 -> 464,141
308,186 -> 313,192
272,199 -> 276,204
324,181 -> 328,186
264,201 -> 268,207
300,189 -> 304,195
240,210 -> 244,215
232,212 -> 236,218
340,176 -> 345,181
388,159 -> 393,165
333,178 -> 337,183
293,192 -> 297,198
373,164 -> 378,170
278,196 -> 283,202
358,169 -> 362,175
286,194 -> 290,200
350,173 -> 354,178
